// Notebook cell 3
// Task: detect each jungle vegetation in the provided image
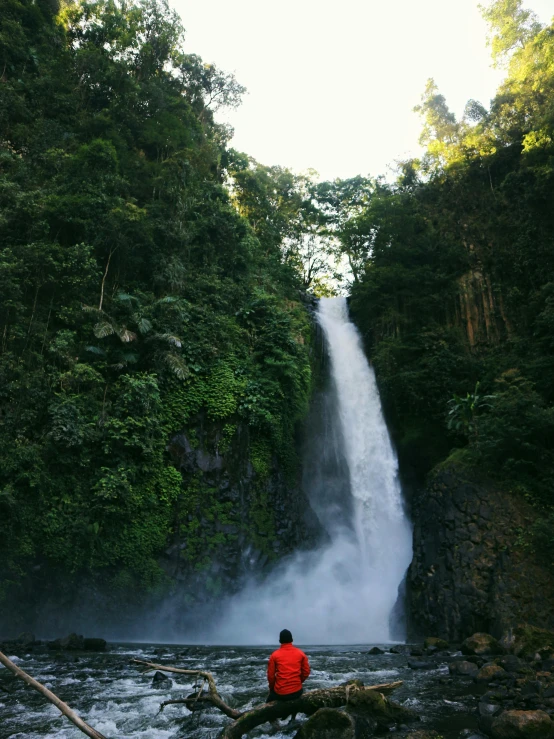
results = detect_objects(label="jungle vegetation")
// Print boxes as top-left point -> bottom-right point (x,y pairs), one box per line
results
2,0 -> 554,612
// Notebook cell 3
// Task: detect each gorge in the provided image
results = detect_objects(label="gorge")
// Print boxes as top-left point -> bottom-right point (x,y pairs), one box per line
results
2,0 -> 554,691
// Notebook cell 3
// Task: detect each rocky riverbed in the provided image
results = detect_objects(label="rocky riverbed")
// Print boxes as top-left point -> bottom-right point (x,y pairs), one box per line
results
1,626 -> 553,739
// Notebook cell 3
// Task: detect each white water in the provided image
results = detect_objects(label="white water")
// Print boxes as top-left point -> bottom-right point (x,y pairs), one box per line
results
204,297 -> 412,645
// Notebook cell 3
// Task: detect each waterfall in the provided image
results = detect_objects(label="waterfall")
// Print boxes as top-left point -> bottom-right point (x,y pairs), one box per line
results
204,297 -> 412,645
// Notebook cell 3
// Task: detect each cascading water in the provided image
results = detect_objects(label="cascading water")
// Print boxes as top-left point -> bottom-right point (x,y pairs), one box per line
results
204,296 -> 412,644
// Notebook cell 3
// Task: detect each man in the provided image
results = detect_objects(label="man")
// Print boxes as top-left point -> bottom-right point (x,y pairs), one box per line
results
267,629 -> 310,717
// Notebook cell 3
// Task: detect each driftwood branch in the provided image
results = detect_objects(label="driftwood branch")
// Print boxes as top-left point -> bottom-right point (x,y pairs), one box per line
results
132,658 -> 402,738
131,658 -> 241,719
0,651 -> 108,739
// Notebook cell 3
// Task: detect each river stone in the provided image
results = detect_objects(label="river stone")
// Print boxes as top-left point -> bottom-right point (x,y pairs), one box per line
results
408,660 -> 435,670
497,656 -> 525,672
491,710 -> 554,739
48,633 -> 85,650
293,708 -> 357,739
151,671 -> 171,686
477,664 -> 508,683
449,660 -> 479,677
390,645 -> 411,655
424,637 -> 449,650
368,647 -> 384,655
462,633 -> 504,656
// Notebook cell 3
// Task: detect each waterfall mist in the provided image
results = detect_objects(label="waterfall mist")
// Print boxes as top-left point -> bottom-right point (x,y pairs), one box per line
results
187,296 -> 413,645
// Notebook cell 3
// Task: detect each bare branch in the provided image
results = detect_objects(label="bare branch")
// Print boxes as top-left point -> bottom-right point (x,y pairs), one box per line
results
0,651 -> 108,739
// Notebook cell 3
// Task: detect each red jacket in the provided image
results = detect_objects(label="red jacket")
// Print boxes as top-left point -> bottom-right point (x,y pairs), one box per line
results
267,643 -> 310,695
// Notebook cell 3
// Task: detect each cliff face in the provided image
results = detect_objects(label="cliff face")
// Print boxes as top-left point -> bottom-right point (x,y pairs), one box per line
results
407,464 -> 554,640
163,419 -> 323,601
455,268 -> 512,348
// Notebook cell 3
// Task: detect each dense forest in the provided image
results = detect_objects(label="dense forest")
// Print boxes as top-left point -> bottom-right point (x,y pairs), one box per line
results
0,0 -> 323,619
1,0 -> 554,624
346,1 -> 554,567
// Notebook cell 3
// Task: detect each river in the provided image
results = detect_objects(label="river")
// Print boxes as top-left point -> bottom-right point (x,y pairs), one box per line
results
1,643 -> 482,738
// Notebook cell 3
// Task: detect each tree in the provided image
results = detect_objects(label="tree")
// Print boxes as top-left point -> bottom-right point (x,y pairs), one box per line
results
479,0 -> 542,67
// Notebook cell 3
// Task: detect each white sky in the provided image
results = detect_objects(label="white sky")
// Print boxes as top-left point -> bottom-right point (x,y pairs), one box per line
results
171,0 -> 554,181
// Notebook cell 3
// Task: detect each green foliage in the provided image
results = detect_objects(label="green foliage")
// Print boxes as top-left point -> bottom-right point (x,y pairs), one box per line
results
346,11 -> 554,554
0,0 -> 317,610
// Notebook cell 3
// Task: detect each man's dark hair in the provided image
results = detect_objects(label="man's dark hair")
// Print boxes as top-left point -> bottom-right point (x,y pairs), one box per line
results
279,629 -> 293,644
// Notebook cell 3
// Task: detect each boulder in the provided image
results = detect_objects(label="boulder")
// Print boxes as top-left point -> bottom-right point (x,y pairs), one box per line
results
513,626 -> 554,659
83,638 -> 107,651
424,637 -> 449,650
389,645 -> 411,655
449,660 -> 479,677
491,710 -> 554,739
367,647 -> 384,655
462,633 -> 504,656
15,632 -> 36,647
151,671 -> 171,686
497,656 -> 525,672
476,664 -> 508,683
344,688 -> 417,729
408,660 -> 435,670
48,633 -> 85,651
294,708 -> 357,739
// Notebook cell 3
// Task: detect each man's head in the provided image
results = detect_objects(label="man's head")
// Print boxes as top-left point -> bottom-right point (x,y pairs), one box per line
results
279,629 -> 293,644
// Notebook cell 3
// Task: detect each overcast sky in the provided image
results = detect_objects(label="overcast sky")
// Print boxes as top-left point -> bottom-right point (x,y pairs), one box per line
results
171,0 -> 554,181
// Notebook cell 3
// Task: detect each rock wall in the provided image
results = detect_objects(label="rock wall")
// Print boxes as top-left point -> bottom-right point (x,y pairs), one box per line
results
407,464 -> 554,640
163,417 -> 323,603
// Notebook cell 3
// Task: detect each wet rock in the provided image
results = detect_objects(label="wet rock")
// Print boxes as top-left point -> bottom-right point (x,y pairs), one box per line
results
424,637 -> 449,650
476,664 -> 508,683
491,709 -> 554,738
463,633 -> 504,656
544,687 -> 554,699
151,671 -> 171,686
479,702 -> 503,717
83,638 -> 107,651
449,660 -> 479,677
294,708 -> 358,739
390,645 -> 411,655
367,647 -> 384,655
513,626 -> 554,660
408,660 -> 435,670
48,633 -> 85,651
497,656 -> 525,673
411,648 -> 424,656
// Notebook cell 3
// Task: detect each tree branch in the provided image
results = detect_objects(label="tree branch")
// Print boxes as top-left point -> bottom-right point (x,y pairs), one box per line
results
132,659 -> 403,738
0,651 -> 108,739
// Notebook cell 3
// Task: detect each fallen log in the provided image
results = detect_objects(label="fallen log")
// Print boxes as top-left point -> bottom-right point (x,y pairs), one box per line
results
132,658 -> 403,738
218,682 -> 405,739
0,651 -> 108,739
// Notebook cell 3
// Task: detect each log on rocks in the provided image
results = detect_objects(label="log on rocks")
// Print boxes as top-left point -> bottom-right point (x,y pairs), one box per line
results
0,651 -> 108,739
132,658 -> 404,738
218,682 -> 406,739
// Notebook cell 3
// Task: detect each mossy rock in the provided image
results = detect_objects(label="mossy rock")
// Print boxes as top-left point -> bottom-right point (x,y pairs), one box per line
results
513,625 -> 554,659
491,710 -> 554,739
294,708 -> 357,739
424,637 -> 449,650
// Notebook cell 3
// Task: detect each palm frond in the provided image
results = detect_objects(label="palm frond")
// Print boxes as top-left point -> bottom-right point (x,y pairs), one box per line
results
164,352 -> 190,379
136,317 -> 153,334
93,321 -> 116,338
159,333 -> 183,348
85,345 -> 106,356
